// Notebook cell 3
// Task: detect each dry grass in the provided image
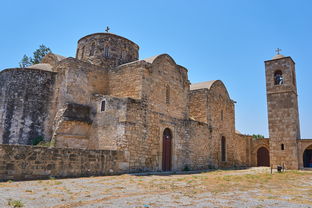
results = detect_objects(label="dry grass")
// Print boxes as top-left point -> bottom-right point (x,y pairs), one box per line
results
1,168 -> 312,208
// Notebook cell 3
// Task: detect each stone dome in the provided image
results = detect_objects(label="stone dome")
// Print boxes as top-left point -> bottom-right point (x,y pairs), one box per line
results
272,54 -> 285,60
76,33 -> 139,69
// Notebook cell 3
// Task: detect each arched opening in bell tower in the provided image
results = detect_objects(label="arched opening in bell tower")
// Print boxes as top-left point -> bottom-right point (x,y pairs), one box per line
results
274,70 -> 284,85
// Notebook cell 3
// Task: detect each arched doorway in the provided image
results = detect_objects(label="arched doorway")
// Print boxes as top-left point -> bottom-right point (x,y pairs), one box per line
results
303,145 -> 312,168
257,147 -> 270,167
162,128 -> 172,171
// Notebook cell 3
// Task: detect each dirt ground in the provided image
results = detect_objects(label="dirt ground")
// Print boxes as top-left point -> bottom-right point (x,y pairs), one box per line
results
0,167 -> 312,208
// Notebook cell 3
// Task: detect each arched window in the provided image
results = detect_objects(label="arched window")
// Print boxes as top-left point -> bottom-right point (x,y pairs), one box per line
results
274,70 -> 283,85
104,47 -> 109,57
281,143 -> 285,150
89,42 -> 96,56
81,46 -> 85,59
292,71 -> 296,86
221,136 -> 226,162
166,85 -> 170,104
101,100 -> 106,112
76,48 -> 80,58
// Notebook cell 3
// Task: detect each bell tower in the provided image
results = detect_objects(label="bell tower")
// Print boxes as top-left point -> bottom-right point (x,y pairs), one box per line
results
265,50 -> 300,169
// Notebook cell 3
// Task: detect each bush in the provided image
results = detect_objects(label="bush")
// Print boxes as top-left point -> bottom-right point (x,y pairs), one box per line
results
31,136 -> 44,145
183,165 -> 190,171
8,199 -> 24,207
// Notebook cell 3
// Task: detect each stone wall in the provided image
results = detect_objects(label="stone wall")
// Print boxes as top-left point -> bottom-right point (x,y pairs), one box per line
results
89,95 -> 131,151
53,103 -> 93,149
189,89 -> 208,123
108,61 -> 145,99
142,54 -> 189,120
233,133 -> 252,167
187,120 -> 213,169
0,68 -> 56,145
51,58 -> 108,147
206,81 -> 235,167
52,58 -> 108,109
0,144 -> 127,181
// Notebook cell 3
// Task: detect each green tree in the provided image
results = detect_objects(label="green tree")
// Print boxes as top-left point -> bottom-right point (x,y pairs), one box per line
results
19,44 -> 52,68
19,54 -> 31,68
252,134 -> 265,139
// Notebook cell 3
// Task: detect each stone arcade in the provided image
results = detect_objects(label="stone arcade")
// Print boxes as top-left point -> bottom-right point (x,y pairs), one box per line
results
0,32 -> 311,180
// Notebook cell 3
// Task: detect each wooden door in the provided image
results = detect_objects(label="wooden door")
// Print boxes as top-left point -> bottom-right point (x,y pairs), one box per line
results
162,128 -> 172,171
257,147 -> 270,167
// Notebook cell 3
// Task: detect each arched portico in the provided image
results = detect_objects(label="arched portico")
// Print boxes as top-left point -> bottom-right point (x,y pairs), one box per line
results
303,144 -> 312,168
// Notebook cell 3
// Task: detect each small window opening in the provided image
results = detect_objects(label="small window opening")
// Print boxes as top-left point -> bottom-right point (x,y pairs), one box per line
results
281,144 -> 285,150
76,48 -> 80,58
104,47 -> 109,57
101,100 -> 106,112
89,42 -> 96,56
166,85 -> 170,104
274,70 -> 283,85
81,46 -> 85,59
221,136 -> 226,162
221,110 -> 223,121
292,71 -> 296,86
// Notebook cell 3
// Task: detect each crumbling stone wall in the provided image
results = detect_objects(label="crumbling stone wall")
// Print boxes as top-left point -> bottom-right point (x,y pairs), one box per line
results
0,68 -> 56,145
51,58 -> 108,147
52,58 -> 108,109
0,144 -> 126,181
53,103 -> 93,149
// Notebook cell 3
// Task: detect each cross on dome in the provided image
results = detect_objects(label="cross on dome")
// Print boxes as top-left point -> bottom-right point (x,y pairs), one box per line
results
275,48 -> 282,55
105,26 -> 110,33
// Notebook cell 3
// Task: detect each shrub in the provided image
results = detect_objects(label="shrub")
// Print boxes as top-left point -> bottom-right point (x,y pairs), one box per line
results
8,199 -> 24,207
183,165 -> 190,171
31,136 -> 44,145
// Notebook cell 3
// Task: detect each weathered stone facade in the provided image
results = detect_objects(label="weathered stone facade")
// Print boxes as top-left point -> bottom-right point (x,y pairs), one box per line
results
0,68 -> 56,145
265,56 -> 301,169
0,31 -> 311,180
264,55 -> 312,169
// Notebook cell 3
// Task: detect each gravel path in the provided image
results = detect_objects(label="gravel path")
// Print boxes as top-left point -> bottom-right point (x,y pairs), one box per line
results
1,167 -> 311,208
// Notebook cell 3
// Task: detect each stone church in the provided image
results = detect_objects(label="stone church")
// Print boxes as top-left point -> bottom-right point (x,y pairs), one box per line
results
0,32 -> 311,176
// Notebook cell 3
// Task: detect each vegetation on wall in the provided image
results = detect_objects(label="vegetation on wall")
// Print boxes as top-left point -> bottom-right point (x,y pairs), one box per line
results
31,136 -> 54,147
252,134 -> 265,139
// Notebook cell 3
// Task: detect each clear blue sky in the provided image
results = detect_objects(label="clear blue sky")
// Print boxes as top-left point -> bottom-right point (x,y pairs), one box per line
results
0,0 -> 311,138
